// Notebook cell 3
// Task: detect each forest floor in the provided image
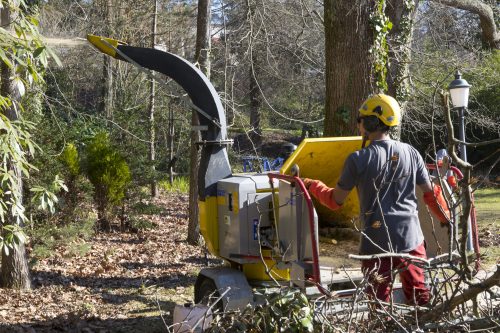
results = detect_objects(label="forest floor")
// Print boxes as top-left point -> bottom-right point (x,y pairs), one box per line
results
0,193 -> 207,333
0,188 -> 498,333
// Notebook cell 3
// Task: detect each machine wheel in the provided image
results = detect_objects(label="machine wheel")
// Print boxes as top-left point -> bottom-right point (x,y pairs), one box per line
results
195,277 -> 223,311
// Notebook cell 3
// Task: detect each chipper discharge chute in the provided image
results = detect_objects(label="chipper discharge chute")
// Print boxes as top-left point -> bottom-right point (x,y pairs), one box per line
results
87,35 -> 478,312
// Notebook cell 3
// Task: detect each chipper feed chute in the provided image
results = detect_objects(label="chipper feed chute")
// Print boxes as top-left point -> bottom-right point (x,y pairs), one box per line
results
281,137 -> 364,227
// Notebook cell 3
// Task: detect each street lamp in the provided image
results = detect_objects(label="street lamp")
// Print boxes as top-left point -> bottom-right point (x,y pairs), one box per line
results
448,71 -> 473,253
448,70 -> 471,162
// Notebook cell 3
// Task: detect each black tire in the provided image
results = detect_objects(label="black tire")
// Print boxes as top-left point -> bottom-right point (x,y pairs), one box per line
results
195,277 -> 223,312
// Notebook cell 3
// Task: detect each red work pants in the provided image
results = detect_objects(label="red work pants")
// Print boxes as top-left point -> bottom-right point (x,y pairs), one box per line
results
361,242 -> 429,306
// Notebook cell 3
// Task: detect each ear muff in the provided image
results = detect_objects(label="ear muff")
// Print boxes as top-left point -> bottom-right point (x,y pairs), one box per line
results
361,116 -> 389,133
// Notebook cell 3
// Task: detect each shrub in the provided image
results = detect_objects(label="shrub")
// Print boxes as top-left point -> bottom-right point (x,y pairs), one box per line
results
57,143 -> 82,222
159,176 -> 189,193
83,132 -> 131,231
60,143 -> 79,176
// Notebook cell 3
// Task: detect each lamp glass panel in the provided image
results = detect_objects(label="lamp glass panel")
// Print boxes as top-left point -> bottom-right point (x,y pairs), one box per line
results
450,87 -> 469,108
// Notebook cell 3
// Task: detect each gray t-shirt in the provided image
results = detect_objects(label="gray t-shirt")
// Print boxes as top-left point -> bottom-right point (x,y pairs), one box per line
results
337,139 -> 429,254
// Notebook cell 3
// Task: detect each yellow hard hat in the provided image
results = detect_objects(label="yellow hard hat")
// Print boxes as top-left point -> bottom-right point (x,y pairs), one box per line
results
359,94 -> 401,127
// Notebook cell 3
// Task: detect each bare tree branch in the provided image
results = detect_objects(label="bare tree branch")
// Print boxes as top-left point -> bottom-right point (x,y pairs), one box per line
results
432,0 -> 500,48
464,137 -> 500,148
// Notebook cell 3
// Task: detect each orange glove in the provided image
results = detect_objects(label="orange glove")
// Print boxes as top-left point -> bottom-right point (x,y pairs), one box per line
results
302,178 -> 315,189
302,178 -> 342,211
447,175 -> 457,188
423,184 -> 451,224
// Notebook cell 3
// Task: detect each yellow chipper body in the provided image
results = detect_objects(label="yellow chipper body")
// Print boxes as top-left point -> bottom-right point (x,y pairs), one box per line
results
199,137 -> 363,279
88,34 -> 456,312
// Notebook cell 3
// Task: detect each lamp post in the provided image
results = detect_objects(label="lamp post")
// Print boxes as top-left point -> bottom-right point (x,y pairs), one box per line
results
448,71 -> 471,162
448,70 -> 472,252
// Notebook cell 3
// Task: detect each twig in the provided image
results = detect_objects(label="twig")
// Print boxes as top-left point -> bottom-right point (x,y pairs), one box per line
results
349,253 -> 430,266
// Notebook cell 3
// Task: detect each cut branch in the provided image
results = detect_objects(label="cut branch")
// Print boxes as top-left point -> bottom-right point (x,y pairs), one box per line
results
421,265 -> 500,322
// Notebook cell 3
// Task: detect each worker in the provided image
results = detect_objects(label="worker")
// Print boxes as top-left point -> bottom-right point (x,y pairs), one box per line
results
303,94 -> 450,306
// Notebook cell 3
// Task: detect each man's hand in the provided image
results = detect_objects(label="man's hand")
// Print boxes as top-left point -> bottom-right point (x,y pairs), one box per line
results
302,178 -> 315,189
302,178 -> 342,211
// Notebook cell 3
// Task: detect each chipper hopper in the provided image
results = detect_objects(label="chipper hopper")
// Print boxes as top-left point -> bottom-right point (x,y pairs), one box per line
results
87,35 -> 479,312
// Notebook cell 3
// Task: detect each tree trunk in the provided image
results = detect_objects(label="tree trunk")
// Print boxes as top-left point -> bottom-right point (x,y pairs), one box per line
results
0,5 -> 31,289
249,54 -> 262,147
195,0 -> 212,76
102,0 -> 114,119
386,0 -> 419,139
324,0 -> 375,137
96,188 -> 110,232
168,102 -> 175,184
247,1 -> 262,147
188,0 -> 212,245
149,0 -> 158,198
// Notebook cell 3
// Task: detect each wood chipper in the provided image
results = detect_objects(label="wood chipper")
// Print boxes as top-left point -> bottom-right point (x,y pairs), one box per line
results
87,35 -> 480,311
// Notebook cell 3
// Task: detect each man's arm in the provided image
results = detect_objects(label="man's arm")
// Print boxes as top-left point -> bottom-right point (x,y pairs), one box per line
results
419,181 -> 451,224
303,179 -> 350,211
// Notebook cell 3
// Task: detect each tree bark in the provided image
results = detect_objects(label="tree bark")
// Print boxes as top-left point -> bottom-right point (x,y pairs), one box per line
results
149,0 -> 158,198
386,0 -> 419,139
324,0 -> 375,137
188,0 -> 212,245
0,4 -> 31,289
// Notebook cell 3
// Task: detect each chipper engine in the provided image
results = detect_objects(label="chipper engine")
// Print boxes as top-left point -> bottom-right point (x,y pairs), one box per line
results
87,35 -> 479,312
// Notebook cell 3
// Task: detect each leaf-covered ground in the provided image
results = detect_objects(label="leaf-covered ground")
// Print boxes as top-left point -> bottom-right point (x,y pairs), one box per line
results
0,193 -> 213,333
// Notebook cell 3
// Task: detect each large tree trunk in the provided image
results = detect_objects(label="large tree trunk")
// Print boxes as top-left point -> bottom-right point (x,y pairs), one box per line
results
324,0 -> 375,137
0,5 -> 31,289
149,0 -> 158,198
188,0 -> 212,245
386,0 -> 419,139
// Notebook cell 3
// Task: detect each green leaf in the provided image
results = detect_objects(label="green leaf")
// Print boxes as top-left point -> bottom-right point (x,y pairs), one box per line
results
0,49 -> 13,68
45,46 -> 62,67
14,24 -> 23,38
300,317 -> 313,332
33,46 -> 46,58
13,77 -> 26,96
38,51 -> 48,68
29,16 -> 39,26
